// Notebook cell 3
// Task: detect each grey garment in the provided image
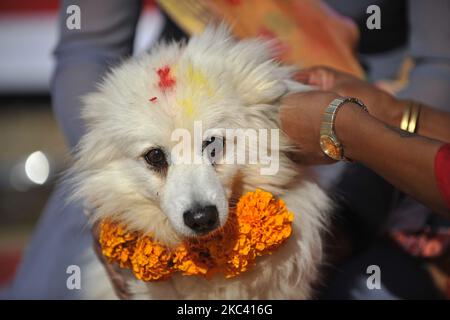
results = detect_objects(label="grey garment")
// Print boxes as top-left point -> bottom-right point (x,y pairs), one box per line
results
6,187 -> 94,299
6,0 -> 142,299
397,0 -> 450,110
52,0 -> 142,148
326,0 -> 450,109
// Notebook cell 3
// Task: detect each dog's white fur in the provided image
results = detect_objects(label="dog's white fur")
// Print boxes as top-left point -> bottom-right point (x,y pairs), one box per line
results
69,26 -> 331,299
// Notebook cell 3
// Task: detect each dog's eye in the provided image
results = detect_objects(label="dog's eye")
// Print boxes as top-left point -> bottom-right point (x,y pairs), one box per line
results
202,136 -> 225,165
144,148 -> 167,169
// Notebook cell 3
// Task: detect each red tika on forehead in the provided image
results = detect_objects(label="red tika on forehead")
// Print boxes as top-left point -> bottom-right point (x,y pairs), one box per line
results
157,66 -> 176,91
149,96 -> 158,103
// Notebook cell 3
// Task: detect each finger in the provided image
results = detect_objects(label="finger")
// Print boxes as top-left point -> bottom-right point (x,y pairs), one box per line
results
295,66 -> 336,90
294,66 -> 327,83
294,71 -> 311,84
310,68 -> 336,90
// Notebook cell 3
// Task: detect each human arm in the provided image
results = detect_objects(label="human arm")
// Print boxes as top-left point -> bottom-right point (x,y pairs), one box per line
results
52,0 -> 142,148
295,66 -> 450,144
51,0 -> 142,297
280,91 -> 450,218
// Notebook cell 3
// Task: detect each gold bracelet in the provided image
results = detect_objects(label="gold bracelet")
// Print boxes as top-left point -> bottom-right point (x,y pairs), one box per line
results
400,101 -> 421,133
400,104 -> 411,131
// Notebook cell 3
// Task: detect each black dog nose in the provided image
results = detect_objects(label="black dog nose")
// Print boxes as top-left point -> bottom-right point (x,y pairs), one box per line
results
183,205 -> 219,234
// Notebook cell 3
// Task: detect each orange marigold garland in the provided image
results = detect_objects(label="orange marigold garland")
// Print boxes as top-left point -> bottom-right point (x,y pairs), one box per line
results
99,189 -> 294,281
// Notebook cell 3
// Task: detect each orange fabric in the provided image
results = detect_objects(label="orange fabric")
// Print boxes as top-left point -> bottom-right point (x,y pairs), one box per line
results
158,0 -> 364,78
210,0 -> 363,77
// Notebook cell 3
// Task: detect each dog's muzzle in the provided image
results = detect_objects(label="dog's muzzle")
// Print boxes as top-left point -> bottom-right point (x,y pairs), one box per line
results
183,205 -> 219,234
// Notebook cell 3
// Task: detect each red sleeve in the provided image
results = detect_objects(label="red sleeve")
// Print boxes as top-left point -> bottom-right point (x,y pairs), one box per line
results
435,143 -> 450,209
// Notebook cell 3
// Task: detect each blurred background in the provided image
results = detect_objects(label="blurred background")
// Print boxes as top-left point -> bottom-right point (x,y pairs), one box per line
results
0,0 -> 162,291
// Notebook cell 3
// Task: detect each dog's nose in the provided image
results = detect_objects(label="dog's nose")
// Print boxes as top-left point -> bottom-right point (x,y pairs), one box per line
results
183,205 -> 219,234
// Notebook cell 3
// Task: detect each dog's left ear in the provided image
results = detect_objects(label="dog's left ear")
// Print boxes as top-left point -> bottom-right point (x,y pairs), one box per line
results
223,38 -> 295,106
187,25 -> 298,106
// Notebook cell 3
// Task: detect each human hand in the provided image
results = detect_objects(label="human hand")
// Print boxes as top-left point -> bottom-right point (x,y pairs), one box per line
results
280,91 -> 340,165
295,66 -> 404,127
280,90 -> 372,165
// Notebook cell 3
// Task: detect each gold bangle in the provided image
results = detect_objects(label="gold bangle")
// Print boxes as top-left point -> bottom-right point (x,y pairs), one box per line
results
400,101 -> 421,133
407,102 -> 421,133
400,104 -> 411,131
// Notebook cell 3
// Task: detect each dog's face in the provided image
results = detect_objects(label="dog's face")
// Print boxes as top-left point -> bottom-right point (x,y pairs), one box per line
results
70,27 -> 299,246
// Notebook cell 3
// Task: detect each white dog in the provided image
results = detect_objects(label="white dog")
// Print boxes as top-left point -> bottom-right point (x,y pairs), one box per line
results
68,26 -> 331,299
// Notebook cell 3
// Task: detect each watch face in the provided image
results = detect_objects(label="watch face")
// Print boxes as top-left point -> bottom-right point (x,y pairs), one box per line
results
320,135 -> 342,160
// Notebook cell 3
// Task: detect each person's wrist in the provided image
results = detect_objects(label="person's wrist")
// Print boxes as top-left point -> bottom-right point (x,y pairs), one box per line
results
388,97 -> 407,127
346,86 -> 400,127
334,101 -> 371,160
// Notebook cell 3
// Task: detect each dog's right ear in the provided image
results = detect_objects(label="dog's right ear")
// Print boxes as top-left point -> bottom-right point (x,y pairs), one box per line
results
219,35 -> 296,106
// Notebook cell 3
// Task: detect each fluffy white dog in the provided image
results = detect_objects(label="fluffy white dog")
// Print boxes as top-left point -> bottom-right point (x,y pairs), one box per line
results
69,26 -> 331,299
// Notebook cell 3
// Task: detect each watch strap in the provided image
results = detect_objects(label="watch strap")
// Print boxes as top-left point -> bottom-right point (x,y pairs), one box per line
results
320,97 -> 368,161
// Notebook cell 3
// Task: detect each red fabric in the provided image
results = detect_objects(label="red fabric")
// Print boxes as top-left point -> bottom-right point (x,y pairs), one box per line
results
435,143 -> 450,209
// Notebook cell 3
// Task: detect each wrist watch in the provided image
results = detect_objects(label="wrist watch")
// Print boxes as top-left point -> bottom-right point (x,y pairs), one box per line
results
319,97 -> 368,161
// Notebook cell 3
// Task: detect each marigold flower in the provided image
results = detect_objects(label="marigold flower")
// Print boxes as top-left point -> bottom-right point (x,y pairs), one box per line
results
99,189 -> 295,281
